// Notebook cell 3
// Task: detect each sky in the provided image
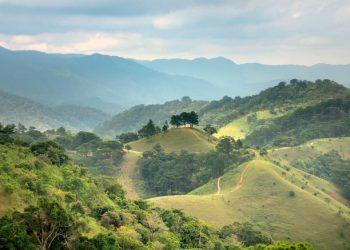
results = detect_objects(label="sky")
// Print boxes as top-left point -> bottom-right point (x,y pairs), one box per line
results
0,0 -> 349,65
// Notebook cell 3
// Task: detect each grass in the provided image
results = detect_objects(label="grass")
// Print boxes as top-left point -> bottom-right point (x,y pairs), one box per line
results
149,159 -> 350,250
129,127 -> 215,153
214,110 -> 278,139
269,137 -> 350,162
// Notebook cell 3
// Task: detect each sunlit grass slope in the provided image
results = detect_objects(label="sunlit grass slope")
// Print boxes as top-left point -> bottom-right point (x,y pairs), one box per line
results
269,137 -> 350,162
149,159 -> 350,250
129,127 -> 215,153
214,110 -> 278,139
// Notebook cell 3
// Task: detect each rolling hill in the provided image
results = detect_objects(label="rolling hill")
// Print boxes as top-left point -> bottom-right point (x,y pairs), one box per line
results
129,128 -> 215,153
0,91 -> 110,131
117,128 -> 216,200
94,97 -> 209,137
149,159 -> 350,250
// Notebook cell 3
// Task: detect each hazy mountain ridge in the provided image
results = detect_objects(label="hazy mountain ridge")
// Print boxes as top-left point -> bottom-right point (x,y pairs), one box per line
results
0,90 -> 110,131
0,47 -> 219,113
141,57 -> 350,97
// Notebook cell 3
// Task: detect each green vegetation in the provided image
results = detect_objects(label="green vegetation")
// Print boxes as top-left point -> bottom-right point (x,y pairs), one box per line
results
170,111 -> 199,128
95,97 -> 208,137
138,137 -> 251,196
0,138 -> 298,249
150,159 -> 350,249
245,97 -> 350,146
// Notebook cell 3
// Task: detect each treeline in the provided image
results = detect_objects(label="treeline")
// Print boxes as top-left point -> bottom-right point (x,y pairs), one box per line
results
0,123 -> 125,175
245,97 -> 350,147
116,111 -> 199,144
138,137 -> 251,195
200,79 -> 349,126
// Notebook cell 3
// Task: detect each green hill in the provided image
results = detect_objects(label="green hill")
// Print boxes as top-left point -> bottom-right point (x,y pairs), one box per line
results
129,128 -> 215,153
149,159 -> 350,250
245,97 -> 350,146
0,143 -> 253,249
94,97 -> 209,137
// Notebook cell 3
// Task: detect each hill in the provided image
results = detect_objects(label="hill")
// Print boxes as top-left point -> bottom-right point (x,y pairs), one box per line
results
0,91 -> 110,132
0,142 -> 259,249
141,57 -> 350,97
95,79 -> 349,141
129,128 -> 215,153
116,128 -> 216,200
245,96 -> 350,146
149,159 -> 350,250
0,46 -> 218,113
94,97 -> 208,137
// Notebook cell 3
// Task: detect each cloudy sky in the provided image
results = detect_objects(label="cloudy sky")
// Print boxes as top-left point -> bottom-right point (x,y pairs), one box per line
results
0,0 -> 349,65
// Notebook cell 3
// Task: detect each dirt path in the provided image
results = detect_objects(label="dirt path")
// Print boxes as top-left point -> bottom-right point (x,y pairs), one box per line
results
216,177 -> 221,195
117,151 -> 141,200
230,165 -> 249,192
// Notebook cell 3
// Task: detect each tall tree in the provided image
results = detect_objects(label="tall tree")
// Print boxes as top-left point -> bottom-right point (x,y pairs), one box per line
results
203,124 -> 217,141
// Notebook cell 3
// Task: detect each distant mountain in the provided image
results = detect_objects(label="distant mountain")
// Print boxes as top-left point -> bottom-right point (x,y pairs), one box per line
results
0,47 -> 219,113
141,57 -> 350,97
94,96 -> 208,137
0,91 -> 109,131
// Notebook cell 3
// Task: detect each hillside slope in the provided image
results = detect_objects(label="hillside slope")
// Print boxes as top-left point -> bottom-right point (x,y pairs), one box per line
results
129,128 -> 215,153
94,97 -> 209,137
117,128 -> 215,199
0,91 -> 109,131
150,159 -> 350,250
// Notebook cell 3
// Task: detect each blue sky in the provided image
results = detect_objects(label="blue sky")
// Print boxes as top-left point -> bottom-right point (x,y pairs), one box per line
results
0,0 -> 349,65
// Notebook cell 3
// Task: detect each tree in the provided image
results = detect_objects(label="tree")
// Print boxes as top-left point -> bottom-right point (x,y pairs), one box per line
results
162,120 -> 169,132
14,199 -> 76,250
30,141 -> 69,166
116,132 -> 139,144
216,137 -> 235,155
188,111 -> 199,128
203,124 -> 217,141
170,115 -> 182,128
138,120 -> 158,138
0,123 -> 16,144
74,132 -> 101,147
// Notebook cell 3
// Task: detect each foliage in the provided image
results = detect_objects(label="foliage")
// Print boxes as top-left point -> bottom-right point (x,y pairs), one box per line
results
116,132 -> 139,144
30,141 -> 69,166
220,222 -> 272,246
292,151 -> 350,200
138,120 -> 160,138
0,123 -> 16,144
170,111 -> 199,128
245,96 -> 350,146
244,241 -> 313,250
138,144 -> 252,195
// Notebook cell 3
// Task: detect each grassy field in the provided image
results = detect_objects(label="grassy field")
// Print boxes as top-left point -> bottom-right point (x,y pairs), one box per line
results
269,137 -> 350,162
129,127 -> 215,153
149,159 -> 350,250
214,110 -> 277,139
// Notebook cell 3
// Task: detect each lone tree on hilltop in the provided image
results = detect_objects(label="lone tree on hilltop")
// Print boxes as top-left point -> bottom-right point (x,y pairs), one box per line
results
170,111 -> 199,128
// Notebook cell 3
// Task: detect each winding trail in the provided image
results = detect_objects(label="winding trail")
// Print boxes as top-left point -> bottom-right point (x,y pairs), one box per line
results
230,165 -> 249,192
